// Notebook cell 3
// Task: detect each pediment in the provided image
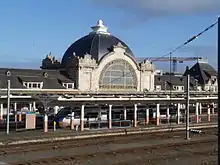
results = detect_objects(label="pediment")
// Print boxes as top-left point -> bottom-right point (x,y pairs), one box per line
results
112,42 -> 127,54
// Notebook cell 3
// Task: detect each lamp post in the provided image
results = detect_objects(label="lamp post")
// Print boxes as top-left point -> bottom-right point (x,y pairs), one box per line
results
217,16 -> 220,161
5,70 -> 12,135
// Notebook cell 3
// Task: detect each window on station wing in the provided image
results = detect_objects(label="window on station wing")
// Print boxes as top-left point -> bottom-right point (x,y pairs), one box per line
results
62,83 -> 74,89
23,82 -> 43,89
99,60 -> 137,89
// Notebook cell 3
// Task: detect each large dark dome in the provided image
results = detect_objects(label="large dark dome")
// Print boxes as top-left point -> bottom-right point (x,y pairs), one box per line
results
61,20 -> 134,65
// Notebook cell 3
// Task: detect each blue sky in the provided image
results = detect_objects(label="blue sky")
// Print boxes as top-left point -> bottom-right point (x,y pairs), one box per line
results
0,0 -> 219,72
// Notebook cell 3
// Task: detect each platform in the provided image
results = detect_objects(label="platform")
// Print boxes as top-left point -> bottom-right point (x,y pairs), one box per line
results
0,122 -> 217,145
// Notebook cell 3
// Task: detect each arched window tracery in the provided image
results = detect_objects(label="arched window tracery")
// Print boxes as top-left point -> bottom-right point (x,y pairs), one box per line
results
99,60 -> 137,89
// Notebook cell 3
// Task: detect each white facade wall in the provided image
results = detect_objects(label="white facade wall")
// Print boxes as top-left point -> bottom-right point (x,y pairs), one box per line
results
140,68 -> 154,92
75,44 -> 155,92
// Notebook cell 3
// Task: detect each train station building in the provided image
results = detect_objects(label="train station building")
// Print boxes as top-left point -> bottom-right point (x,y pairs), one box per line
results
0,20 -> 218,131
41,20 -> 155,92
0,20 -> 217,93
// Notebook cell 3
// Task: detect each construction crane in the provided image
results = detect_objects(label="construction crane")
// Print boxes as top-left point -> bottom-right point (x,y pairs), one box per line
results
136,56 -> 202,73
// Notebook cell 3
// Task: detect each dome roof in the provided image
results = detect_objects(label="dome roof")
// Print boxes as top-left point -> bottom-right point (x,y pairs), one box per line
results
61,20 -> 134,65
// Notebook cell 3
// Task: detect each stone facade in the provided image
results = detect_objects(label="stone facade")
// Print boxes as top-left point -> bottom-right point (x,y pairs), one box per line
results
74,42 -> 155,92
40,20 -> 155,92
203,78 -> 218,92
78,54 -> 98,91
140,60 -> 154,92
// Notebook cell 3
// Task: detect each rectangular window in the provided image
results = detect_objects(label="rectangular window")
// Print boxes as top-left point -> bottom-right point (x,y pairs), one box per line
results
154,85 -> 161,91
37,83 -> 41,88
67,84 -> 72,89
23,82 -> 43,89
28,83 -> 32,88
33,83 -> 37,88
62,83 -> 74,89
156,85 -> 161,91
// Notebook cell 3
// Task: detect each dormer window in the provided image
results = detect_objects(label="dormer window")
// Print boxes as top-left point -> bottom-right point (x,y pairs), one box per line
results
62,83 -> 74,89
154,85 -> 161,91
23,82 -> 43,89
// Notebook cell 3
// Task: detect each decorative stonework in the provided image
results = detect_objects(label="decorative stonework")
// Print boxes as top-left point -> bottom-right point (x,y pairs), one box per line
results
75,49 -> 155,92
41,52 -> 61,69
111,42 -> 127,55
140,60 -> 154,72
46,52 -> 55,62
90,20 -> 110,35
113,42 -> 127,50
78,54 -> 98,69
99,59 -> 137,90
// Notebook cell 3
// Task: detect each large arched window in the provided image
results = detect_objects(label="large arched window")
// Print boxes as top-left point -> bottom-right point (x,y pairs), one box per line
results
99,60 -> 137,89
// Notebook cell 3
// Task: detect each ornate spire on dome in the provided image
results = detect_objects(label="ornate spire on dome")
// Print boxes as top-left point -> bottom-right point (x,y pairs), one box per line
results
90,20 -> 110,35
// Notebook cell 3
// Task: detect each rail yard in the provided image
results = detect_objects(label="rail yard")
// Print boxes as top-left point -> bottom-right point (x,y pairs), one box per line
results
0,124 -> 217,165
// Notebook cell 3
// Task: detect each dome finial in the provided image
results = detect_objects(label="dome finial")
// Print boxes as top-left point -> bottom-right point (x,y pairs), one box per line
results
97,20 -> 104,26
90,20 -> 110,35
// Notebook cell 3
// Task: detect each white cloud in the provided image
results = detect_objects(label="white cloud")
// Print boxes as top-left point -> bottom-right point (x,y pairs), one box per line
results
90,0 -> 219,28
92,0 -> 220,17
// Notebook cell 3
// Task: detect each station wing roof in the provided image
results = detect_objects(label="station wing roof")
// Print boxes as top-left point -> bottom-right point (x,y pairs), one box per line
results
0,68 -> 73,89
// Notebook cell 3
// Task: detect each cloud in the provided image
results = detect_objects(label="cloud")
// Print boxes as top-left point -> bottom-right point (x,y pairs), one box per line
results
91,0 -> 220,27
93,0 -> 220,15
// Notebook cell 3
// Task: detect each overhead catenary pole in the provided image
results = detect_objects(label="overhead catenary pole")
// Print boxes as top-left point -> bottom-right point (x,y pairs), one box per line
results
185,66 -> 190,140
217,16 -> 220,162
6,80 -> 10,134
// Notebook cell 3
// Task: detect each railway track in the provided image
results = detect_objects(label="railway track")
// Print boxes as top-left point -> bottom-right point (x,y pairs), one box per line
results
0,131 -> 189,155
0,127 -> 216,156
1,123 -> 216,146
11,137 -> 217,165
0,125 -> 216,156
113,141 -> 217,165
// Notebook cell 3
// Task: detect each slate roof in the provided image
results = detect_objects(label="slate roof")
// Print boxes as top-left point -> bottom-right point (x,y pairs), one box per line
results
154,75 -> 185,90
185,62 -> 217,85
0,75 -> 25,89
61,33 -> 134,66
154,74 -> 197,90
18,76 -> 42,82
0,68 -> 74,89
